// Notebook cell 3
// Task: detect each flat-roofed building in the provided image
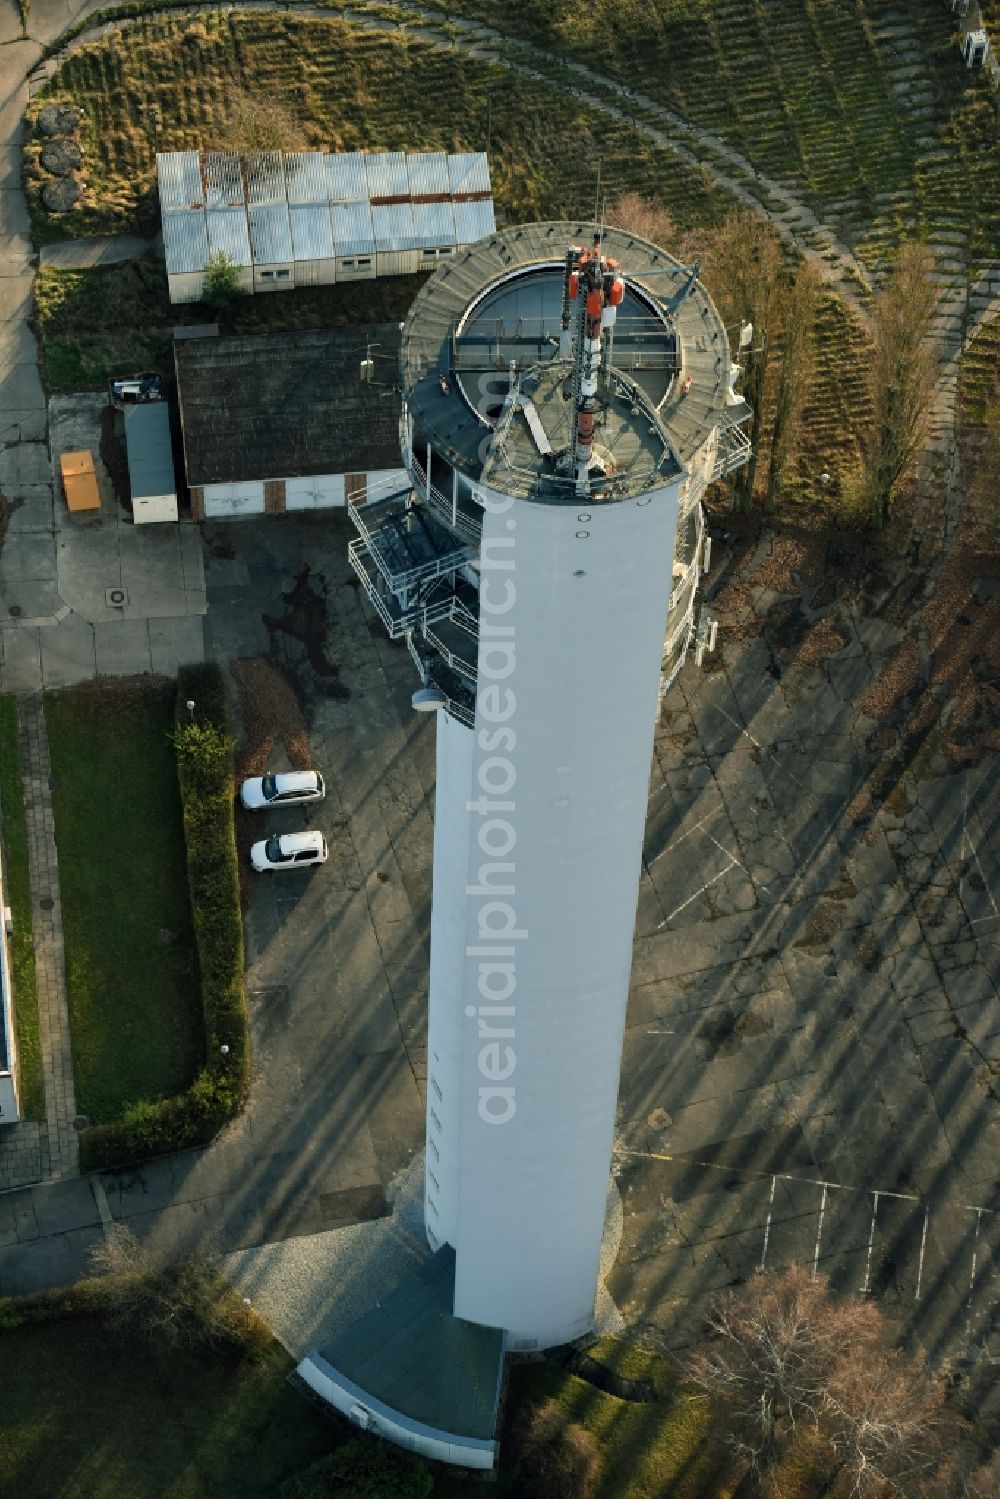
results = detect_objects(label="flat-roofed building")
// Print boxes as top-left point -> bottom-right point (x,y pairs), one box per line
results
158,150 -> 495,303
174,324 -> 406,520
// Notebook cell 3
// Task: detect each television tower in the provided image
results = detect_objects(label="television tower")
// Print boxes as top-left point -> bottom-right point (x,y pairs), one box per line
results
313,221 -> 750,1455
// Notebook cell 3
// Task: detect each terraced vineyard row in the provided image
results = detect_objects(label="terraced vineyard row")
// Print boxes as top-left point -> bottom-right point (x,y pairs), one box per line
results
395,0 -> 1000,274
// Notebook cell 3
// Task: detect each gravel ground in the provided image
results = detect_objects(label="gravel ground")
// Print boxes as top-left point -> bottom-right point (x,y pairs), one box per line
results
220,1153 -> 625,1357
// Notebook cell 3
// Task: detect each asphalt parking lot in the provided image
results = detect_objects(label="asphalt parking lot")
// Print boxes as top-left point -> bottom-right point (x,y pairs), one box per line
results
201,510 -> 1000,1373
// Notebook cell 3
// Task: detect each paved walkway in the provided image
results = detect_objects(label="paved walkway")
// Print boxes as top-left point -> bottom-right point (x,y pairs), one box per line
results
39,232 -> 155,269
18,692 -> 79,1179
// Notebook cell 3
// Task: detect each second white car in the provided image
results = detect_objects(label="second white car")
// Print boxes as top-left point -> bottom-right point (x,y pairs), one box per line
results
250,830 -> 328,872
240,770 -> 325,810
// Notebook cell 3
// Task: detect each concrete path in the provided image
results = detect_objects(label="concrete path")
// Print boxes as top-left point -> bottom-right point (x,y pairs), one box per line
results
39,232 -> 154,269
17,692 -> 79,1179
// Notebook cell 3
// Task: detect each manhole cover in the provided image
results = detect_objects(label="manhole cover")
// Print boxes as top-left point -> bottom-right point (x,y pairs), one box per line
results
39,897 -> 54,911
105,586 -> 128,608
648,1108 -> 672,1130
71,1115 -> 90,1133
9,605 -> 22,617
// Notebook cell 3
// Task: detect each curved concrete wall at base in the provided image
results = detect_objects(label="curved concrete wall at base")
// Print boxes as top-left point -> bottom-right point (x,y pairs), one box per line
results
296,1354 -> 498,1469
425,710 -> 475,1247
450,479 -> 682,1349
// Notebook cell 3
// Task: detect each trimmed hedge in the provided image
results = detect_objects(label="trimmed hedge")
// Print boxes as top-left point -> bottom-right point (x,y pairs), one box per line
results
82,664 -> 247,1169
279,1440 -> 432,1499
0,696 -> 44,1118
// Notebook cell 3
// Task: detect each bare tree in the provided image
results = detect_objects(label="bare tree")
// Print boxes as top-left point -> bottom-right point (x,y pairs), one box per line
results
688,1265 -> 951,1496
607,191 -> 675,251
823,1346 -> 945,1497
860,240 -> 938,528
511,1398 -> 599,1499
766,261 -> 820,510
699,211 -> 783,511
688,1265 -> 880,1480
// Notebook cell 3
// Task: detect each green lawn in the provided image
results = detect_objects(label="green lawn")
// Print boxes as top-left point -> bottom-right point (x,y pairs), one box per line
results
0,1312 -> 334,1499
0,696 -> 44,1119
0,1301 -> 836,1499
44,680 -> 202,1125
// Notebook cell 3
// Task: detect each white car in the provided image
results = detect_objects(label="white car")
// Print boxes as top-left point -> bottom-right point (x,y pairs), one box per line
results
240,770 -> 325,810
250,830 -> 328,872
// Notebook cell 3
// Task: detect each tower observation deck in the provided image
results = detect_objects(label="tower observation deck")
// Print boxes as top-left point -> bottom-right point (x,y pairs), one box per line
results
303,222 -> 751,1467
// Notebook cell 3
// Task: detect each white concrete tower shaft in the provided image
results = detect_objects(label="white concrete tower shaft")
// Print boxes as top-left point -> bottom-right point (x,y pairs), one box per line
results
435,484 -> 682,1347
350,220 -> 752,1357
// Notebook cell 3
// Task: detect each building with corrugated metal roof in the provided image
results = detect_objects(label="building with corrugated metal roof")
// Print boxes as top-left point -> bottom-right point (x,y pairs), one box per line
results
157,149 -> 495,304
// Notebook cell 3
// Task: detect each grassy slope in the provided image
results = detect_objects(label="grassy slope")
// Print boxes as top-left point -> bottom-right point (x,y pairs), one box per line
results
0,1307 -> 839,1499
44,682 -> 202,1124
957,307 -> 1000,552
34,255 -> 426,393
0,1315 -> 333,1499
28,12 -> 722,243
0,697 -> 44,1119
409,0 -> 1000,270
30,11 -> 876,518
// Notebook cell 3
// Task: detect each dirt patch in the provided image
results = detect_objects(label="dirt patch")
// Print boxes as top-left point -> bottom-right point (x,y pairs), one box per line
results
0,492 -> 24,557
231,657 -> 311,779
54,675 -> 169,716
794,614 -> 849,666
712,579 -> 759,643
762,598 -> 812,662
855,932 -> 883,973
792,901 -> 843,948
697,1004 -> 773,1057
263,565 -> 348,693
861,636 -> 920,719
750,534 -> 827,591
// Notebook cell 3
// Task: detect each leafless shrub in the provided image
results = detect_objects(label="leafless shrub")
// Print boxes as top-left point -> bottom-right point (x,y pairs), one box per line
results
90,1225 -> 265,1358
510,1398 -> 599,1499
607,191 -> 676,249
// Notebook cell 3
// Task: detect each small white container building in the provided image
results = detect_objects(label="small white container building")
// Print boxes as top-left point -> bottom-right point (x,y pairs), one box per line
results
157,150 -> 496,303
963,26 -> 989,65
124,401 -> 178,524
